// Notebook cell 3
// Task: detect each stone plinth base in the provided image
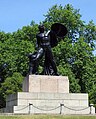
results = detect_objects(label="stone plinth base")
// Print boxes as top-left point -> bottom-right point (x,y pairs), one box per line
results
1,92 -> 92,114
1,75 -> 95,114
23,75 -> 69,93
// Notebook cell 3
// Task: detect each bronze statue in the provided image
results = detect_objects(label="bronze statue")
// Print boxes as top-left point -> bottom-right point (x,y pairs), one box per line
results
28,23 -> 67,75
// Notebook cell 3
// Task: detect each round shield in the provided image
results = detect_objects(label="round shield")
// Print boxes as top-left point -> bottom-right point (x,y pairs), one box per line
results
51,23 -> 68,37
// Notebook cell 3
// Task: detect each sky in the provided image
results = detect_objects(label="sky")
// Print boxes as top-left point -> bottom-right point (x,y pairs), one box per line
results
0,0 -> 96,33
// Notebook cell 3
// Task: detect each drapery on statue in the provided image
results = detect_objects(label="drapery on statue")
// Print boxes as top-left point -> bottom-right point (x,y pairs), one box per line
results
28,23 -> 67,75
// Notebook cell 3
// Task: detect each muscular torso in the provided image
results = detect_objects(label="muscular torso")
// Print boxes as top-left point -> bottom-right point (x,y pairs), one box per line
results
36,33 -> 50,48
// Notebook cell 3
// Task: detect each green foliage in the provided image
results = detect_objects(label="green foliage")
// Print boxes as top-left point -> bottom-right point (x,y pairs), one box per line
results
58,63 -> 81,93
0,25 -> 36,107
89,84 -> 96,105
0,72 -> 23,108
0,25 -> 37,79
0,37 -> 34,77
71,37 -> 94,92
0,72 -> 23,97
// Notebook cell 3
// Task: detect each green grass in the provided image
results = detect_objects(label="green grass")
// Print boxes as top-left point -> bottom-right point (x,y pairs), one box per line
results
0,115 -> 96,119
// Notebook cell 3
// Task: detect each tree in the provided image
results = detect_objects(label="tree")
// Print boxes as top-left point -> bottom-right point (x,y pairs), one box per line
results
0,25 -> 39,81
0,72 -> 23,108
0,24 -> 38,107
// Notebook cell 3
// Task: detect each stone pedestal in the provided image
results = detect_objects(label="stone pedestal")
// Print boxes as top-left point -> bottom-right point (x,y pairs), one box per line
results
22,75 -> 69,93
3,92 -> 90,114
1,75 -> 95,114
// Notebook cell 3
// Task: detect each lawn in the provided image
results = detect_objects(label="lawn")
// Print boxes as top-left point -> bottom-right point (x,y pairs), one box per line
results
0,115 -> 96,119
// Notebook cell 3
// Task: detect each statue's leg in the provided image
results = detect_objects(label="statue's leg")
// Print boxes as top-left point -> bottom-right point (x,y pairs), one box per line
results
32,64 -> 38,74
43,54 -> 51,75
29,62 -> 33,75
28,53 -> 34,75
46,49 -> 58,75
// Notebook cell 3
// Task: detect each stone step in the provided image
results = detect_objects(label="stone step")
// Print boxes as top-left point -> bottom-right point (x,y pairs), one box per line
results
7,92 -> 88,101
3,105 -> 90,114
6,92 -> 88,107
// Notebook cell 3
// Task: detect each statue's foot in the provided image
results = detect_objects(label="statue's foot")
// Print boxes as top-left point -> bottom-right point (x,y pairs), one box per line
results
55,73 -> 59,76
52,72 -> 59,76
35,72 -> 39,75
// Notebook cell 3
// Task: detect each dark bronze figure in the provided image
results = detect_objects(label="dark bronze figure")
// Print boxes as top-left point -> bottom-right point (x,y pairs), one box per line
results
28,23 -> 67,75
